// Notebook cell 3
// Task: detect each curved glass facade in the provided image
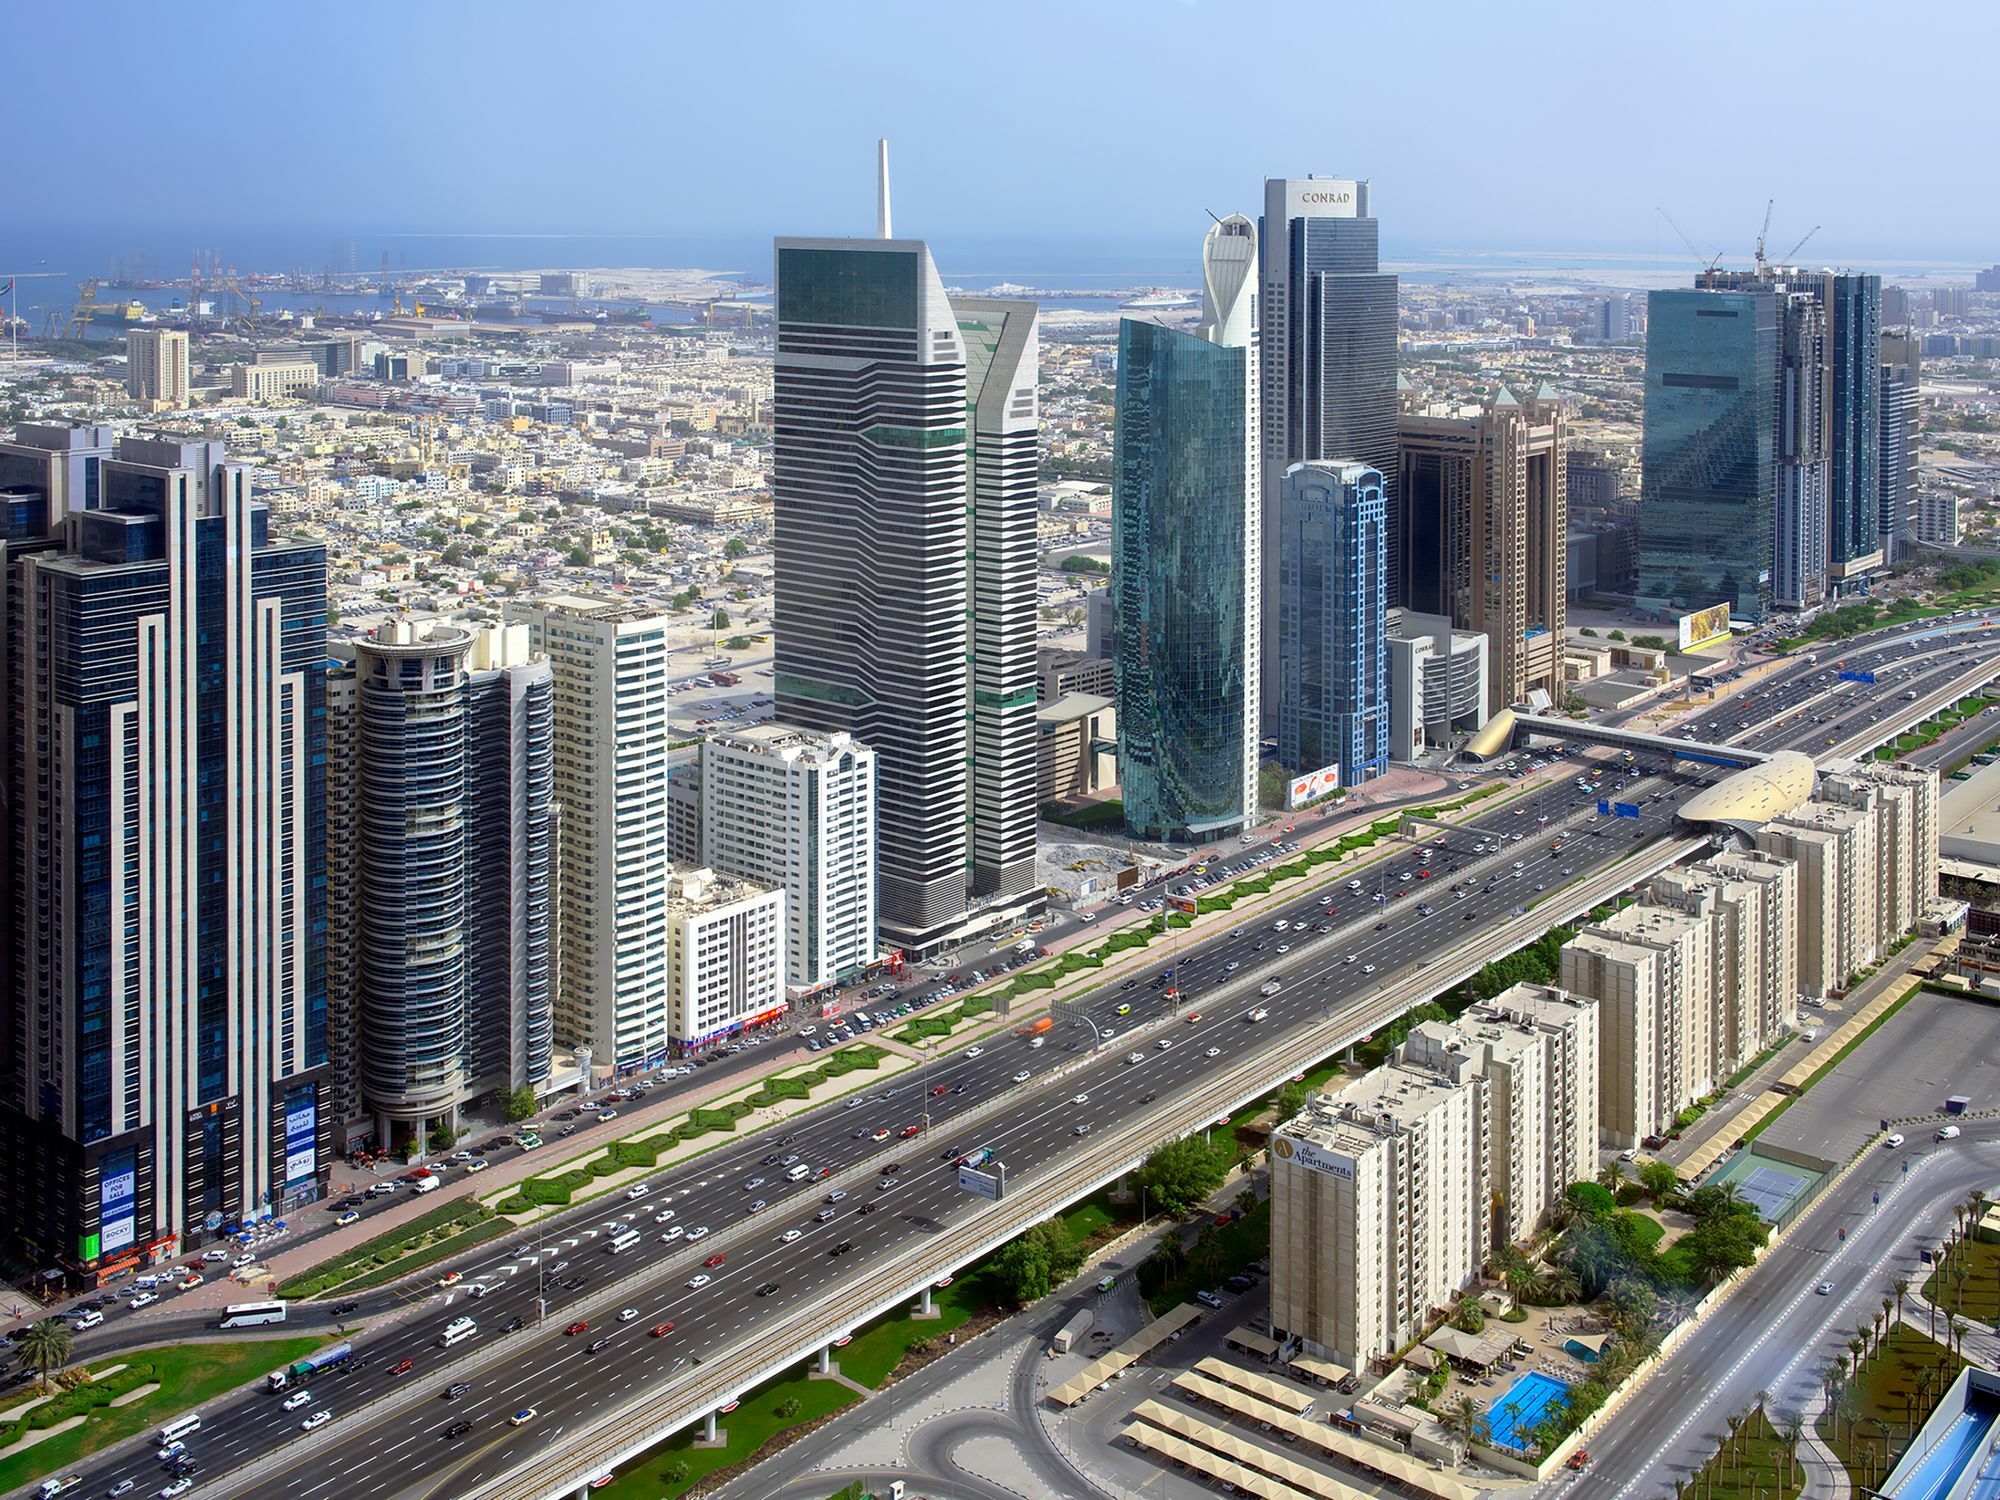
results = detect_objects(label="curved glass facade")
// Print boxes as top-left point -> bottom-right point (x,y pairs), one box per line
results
1113,317 -> 1255,842
1278,462 -> 1387,785
356,629 -> 472,1122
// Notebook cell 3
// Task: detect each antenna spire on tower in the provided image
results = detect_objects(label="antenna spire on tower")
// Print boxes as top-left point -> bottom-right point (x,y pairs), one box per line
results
876,139 -> 893,239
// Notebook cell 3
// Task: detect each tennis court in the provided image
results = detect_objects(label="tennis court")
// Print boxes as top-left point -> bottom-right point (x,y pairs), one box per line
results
1699,1148 -> 1825,1228
1484,1371 -> 1570,1452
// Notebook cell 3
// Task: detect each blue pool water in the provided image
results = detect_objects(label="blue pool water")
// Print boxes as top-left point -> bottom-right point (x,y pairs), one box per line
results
1485,1371 -> 1572,1452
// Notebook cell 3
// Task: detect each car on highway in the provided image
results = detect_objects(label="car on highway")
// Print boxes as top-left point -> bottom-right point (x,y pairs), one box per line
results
686,1273 -> 713,1290
757,1281 -> 781,1297
1204,1047 -> 1221,1058
686,1226 -> 710,1241
1185,1012 -> 1201,1023
899,1124 -> 921,1138
1114,1003 -> 1131,1016
1073,1092 -> 1089,1105
650,1321 -> 677,1337
443,1420 -> 474,1439
443,1382 -> 471,1400
1816,1281 -> 1835,1295
160,1481 -> 192,1499
282,1390 -> 313,1410
743,1176 -> 765,1191
335,1210 -> 360,1226
301,1410 -> 332,1430
1074,1123 -> 1091,1136
870,1128 -> 891,1141
618,1307 -> 641,1322
1012,1070 -> 1031,1083
565,1320 -> 591,1337
586,1337 -> 612,1354
510,1409 -> 537,1427
747,1199 -> 768,1214
703,1253 -> 726,1268
658,1225 -> 685,1243
625,1184 -> 649,1200
390,1358 -> 415,1377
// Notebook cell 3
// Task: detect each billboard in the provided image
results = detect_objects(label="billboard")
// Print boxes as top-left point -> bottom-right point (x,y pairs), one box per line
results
99,1148 -> 137,1256
1270,1132 -> 1355,1181
1677,603 -> 1732,652
283,1097 -> 318,1188
1286,764 -> 1341,809
957,1162 -> 1005,1201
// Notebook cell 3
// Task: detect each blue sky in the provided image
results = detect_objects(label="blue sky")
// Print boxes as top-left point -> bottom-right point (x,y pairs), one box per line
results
12,0 -> 1996,267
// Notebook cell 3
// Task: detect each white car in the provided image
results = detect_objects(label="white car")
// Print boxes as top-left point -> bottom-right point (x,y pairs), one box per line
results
160,1483 -> 192,1500
965,1046 -> 983,1058
781,1229 -> 803,1244
658,1226 -> 684,1243
129,1291 -> 158,1309
1012,1070 -> 1031,1083
1072,1092 -> 1090,1105
653,1209 -> 676,1224
1205,1047 -> 1222,1059
282,1390 -> 313,1410
201,1247 -> 231,1262
301,1410 -> 332,1430
231,1254 -> 257,1270
625,1185 -> 650,1200
618,1308 -> 641,1322
686,1273 -> 713,1290
686,1226 -> 710,1241
1361,964 -> 1376,975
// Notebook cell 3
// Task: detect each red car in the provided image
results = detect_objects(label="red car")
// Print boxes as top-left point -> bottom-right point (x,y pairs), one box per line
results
565,1321 -> 589,1336
649,1321 -> 676,1338
1215,1212 -> 1232,1226
1185,1012 -> 1201,1024
1416,869 -> 1432,879
390,1357 -> 416,1375
703,1253 -> 726,1268
899,1124 -> 921,1138
929,1085 -> 948,1097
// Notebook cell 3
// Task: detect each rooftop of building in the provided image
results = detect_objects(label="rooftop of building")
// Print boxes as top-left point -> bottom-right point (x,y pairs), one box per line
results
666,864 -> 777,911
1287,1057 -> 1478,1156
1939,755 -> 2000,864
1678,750 -> 1817,830
705,720 -> 870,762
1037,691 -> 1113,726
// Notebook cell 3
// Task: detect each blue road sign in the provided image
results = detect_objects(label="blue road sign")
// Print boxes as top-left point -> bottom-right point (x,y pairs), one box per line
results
1597,799 -> 1611,816
1838,670 -> 1876,684
1614,802 -> 1641,819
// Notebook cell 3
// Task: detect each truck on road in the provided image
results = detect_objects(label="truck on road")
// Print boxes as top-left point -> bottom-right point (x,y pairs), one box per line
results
268,1342 -> 353,1391
1017,1017 -> 1054,1038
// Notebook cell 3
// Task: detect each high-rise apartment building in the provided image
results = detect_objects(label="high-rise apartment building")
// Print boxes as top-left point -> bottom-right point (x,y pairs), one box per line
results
1396,387 -> 1567,711
1276,461 -> 1387,786
701,723 -> 877,993
1636,287 -> 1778,623
0,437 -> 328,1284
1114,216 -> 1261,841
508,596 -> 673,1071
1758,802 -> 1878,998
125,328 -> 190,407
1772,288 -> 1830,609
1259,178 -> 1399,717
1916,490 -> 1962,546
771,209 -> 1041,953
326,620 -> 557,1149
664,868 -> 785,1049
1878,346 -> 1920,563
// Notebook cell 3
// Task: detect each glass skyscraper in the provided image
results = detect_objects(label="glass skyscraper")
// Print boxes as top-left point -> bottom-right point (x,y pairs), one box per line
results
1827,273 -> 1882,578
1259,179 -> 1399,720
1114,217 -> 1260,842
1277,462 -> 1388,786
0,435 -> 328,1284
1636,288 -> 1779,623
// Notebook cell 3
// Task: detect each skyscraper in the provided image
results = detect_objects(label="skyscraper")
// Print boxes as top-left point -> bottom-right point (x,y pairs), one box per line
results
1772,288 -> 1829,609
1277,461 -> 1387,785
508,595 -> 673,1071
771,157 -> 1041,954
1636,287 -> 1779,623
125,328 -> 189,407
1826,273 -> 1882,580
1113,216 -> 1261,842
1259,178 -> 1399,717
0,437 -> 328,1283
1396,387 -> 1567,713
326,620 -> 559,1150
1878,339 -> 1920,563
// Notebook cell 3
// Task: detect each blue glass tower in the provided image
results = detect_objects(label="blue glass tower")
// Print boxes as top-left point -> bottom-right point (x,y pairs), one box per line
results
1827,273 -> 1882,578
0,437 -> 328,1283
1113,309 -> 1258,842
1278,462 -> 1388,786
1636,288 -> 1779,623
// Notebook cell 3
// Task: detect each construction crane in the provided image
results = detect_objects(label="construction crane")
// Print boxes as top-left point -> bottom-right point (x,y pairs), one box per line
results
1780,225 -> 1822,265
1752,198 -> 1775,274
1657,207 -> 1723,275
64,279 -> 100,340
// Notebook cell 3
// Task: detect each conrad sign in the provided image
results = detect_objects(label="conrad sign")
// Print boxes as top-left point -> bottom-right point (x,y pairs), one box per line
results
1278,178 -> 1364,221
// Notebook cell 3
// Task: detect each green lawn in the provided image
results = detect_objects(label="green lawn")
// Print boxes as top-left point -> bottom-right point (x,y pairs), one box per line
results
0,1337 -> 330,1493
1924,1234 -> 2000,1323
597,1366 -> 858,1500
836,1271 -> 991,1389
1142,1201 -> 1270,1315
1685,1406 -> 1806,1500
1818,1323 -> 1966,1493
277,1197 -> 499,1298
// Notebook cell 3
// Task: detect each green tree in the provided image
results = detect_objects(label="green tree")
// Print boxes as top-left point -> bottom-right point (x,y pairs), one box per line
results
1605,1277 -> 1658,1336
1608,629 -> 1627,641
1684,1182 -> 1751,1225
1684,1214 -> 1763,1286
1453,1297 -> 1486,1333
441,543 -> 466,566
1273,1081 -> 1309,1122
1137,1135 -> 1229,1218
1439,1393 -> 1487,1451
989,1221 -> 1082,1306
505,1086 -> 538,1123
1565,1180 -> 1617,1220
17,1317 -> 71,1390
724,536 -> 749,559
710,608 -> 732,630
1639,1159 -> 1681,1200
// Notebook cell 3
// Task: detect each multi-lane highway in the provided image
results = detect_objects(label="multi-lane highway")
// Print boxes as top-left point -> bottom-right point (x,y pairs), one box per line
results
40,614 -> 2000,1500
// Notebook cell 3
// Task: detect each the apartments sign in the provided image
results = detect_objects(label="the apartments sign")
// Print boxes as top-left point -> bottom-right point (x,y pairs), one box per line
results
1272,1133 -> 1355,1181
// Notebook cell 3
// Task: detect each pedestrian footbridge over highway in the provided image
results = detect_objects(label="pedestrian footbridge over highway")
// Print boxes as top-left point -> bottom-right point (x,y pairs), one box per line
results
1463,706 -> 1773,769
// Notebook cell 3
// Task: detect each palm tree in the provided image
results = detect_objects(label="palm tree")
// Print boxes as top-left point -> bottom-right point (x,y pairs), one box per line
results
1849,1334 -> 1867,1381
1950,1314 -> 1967,1358
1724,1408 -> 1746,1477
1439,1394 -> 1485,1452
1780,1413 -> 1805,1486
1893,1275 -> 1910,1324
16,1317 -> 71,1391
1599,1159 -> 1626,1192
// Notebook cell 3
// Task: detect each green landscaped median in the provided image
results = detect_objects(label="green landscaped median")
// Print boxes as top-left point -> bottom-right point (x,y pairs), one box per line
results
277,1198 -> 504,1298
495,1046 -> 891,1215
0,1337 -> 331,1493
890,996 -> 994,1046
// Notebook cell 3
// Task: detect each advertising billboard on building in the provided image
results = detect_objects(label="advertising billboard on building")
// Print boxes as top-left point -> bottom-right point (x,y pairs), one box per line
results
283,1097 -> 317,1188
1270,1132 -> 1356,1181
1677,603 -> 1732,652
1285,765 -> 1341,809
99,1148 -> 137,1256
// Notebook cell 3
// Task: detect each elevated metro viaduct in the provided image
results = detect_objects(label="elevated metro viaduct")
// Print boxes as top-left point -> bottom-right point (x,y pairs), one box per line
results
1463,705 -> 1773,769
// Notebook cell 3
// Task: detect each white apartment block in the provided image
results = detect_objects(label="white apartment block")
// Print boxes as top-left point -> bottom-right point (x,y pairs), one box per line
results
1270,1059 -> 1489,1369
508,595 -> 674,1071
665,867 -> 785,1047
1821,763 -> 1940,949
1758,803 -> 1878,997
700,723 -> 878,993
1700,848 -> 1801,1047
125,328 -> 189,406
1915,490 -> 1962,546
1560,900 -> 1715,1150
230,361 -> 319,401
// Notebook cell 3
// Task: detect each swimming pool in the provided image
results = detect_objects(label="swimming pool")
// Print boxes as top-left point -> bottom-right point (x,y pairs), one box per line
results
1484,1371 -> 1572,1452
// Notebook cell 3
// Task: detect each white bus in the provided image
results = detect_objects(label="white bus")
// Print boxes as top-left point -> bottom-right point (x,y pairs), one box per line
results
156,1413 -> 203,1445
439,1317 -> 478,1347
218,1301 -> 287,1329
606,1229 -> 642,1255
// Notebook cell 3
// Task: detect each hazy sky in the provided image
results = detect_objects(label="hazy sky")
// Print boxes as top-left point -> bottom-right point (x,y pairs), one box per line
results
15,0 -> 1997,268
